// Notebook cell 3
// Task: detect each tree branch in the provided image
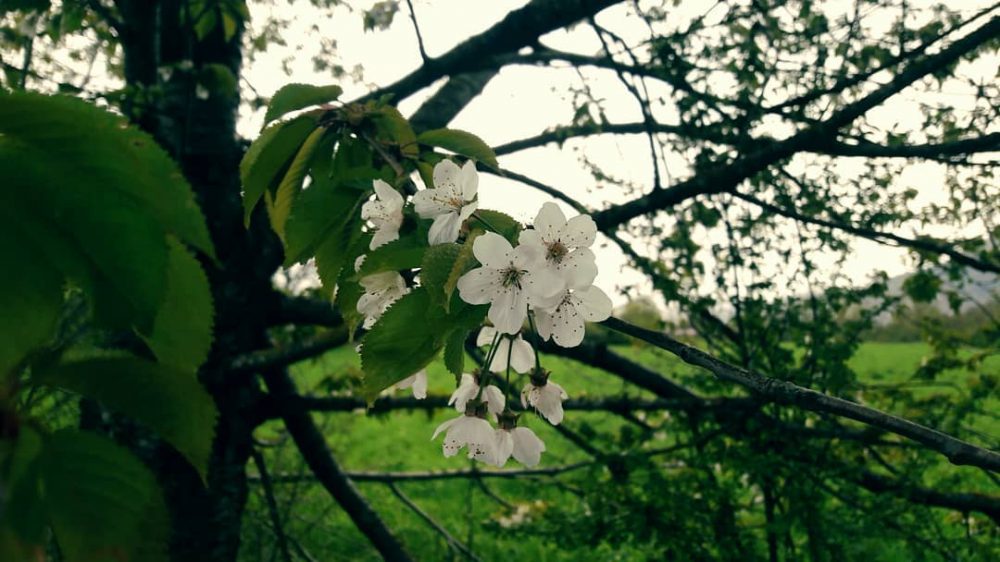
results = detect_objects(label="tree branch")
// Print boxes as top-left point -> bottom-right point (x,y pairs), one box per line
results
250,448 -> 293,562
409,71 -> 499,132
601,316 -> 1000,472
261,368 -> 414,561
360,0 -> 622,104
226,328 -> 349,374
386,482 -> 484,562
734,187 -> 1000,274
590,15 -> 1000,230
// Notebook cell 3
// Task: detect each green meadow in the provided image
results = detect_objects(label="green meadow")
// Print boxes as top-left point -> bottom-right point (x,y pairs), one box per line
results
242,341 -> 999,561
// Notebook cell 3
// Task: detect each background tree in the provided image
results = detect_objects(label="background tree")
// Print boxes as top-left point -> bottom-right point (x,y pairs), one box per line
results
1,0 -> 998,561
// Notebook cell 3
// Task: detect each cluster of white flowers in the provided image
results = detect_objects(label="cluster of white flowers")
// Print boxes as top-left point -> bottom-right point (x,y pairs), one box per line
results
354,159 -> 613,468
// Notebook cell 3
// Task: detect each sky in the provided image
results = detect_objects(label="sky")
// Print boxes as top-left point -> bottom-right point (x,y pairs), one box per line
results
236,0 -> 997,307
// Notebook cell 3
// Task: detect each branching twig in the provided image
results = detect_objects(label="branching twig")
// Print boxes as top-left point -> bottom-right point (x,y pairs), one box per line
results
387,482 -> 483,562
250,448 -> 294,562
601,316 -> 1000,472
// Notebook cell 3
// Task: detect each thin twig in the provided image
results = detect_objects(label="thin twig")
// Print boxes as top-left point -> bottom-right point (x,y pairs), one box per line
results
387,482 -> 483,562
250,448 -> 294,562
404,0 -> 429,62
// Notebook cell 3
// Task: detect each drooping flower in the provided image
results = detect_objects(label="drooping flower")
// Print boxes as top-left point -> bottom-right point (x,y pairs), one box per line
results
519,202 -> 598,290
493,413 -> 546,467
356,271 -> 408,329
432,411 -> 498,461
395,369 -> 428,399
361,179 -> 405,250
533,285 -> 613,348
521,369 -> 568,425
448,371 -> 505,416
456,232 -> 561,334
477,326 -> 534,374
413,159 -> 479,245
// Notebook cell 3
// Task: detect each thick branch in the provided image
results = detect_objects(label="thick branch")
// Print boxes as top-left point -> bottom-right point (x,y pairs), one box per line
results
853,470 -> 1000,524
821,133 -> 1000,160
226,328 -> 348,374
361,0 -> 622,104
261,368 -> 413,561
601,316 -> 1000,472
409,71 -> 498,131
590,15 -> 1000,230
269,294 -> 343,327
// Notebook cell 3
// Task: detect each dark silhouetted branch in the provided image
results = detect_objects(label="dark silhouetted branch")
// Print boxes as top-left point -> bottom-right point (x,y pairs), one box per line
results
226,328 -> 349,374
591,15 -> 1000,230
261,368 -> 414,561
601,316 -> 1000,472
386,482 -> 483,562
250,448 -> 293,562
734,188 -> 1000,274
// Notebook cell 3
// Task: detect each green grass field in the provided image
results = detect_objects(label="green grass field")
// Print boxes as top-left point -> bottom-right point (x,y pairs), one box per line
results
241,341 -> 999,561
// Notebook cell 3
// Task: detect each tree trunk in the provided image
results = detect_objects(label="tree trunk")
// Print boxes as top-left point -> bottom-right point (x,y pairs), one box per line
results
116,2 -> 281,559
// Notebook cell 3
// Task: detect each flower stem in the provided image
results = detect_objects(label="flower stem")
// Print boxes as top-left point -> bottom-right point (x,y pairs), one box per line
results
526,310 -> 543,370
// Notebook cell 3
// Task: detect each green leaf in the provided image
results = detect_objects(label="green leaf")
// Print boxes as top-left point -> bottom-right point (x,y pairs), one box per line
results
355,235 -> 427,278
316,220 -> 366,299
360,288 -> 443,401
0,92 -> 214,259
372,106 -> 418,158
264,83 -> 343,127
474,209 -> 522,242
420,243 -> 462,307
416,128 -> 499,169
443,328 -> 467,378
333,233 -> 371,333
33,357 -> 219,479
269,126 -> 329,241
40,430 -> 167,562
241,115 -> 318,225
144,238 -> 215,372
0,220 -> 62,378
284,168 -> 365,266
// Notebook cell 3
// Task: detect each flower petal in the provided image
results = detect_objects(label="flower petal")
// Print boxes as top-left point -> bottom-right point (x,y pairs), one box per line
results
488,286 -> 527,334
460,159 -> 479,201
560,214 -> 597,248
411,370 -> 428,399
535,384 -> 566,425
511,427 -> 546,467
476,326 -> 497,347
574,285 -> 613,322
448,374 -> 479,412
370,224 -> 400,250
533,308 -> 554,341
533,202 -> 566,242
372,179 -> 404,208
432,416 -> 458,440
510,337 -> 534,374
428,212 -> 462,245
550,299 -> 586,348
522,266 -> 565,302
494,430 -> 514,467
433,159 -> 463,199
456,267 -> 499,305
412,188 -> 453,218
472,231 -> 513,270
482,385 -> 506,415
558,248 -> 598,290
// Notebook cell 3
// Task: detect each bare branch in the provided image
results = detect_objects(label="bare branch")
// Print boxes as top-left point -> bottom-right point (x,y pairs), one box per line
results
403,0 -> 429,62
590,15 -> 1000,230
226,328 -> 349,374
734,186 -> 1000,274
601,316 -> 1000,472
386,482 -> 483,562
250,448 -> 293,562
261,368 -> 414,561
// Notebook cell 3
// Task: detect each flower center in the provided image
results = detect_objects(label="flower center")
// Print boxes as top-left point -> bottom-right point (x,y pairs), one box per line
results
546,240 -> 568,263
448,196 -> 464,209
500,266 -> 523,289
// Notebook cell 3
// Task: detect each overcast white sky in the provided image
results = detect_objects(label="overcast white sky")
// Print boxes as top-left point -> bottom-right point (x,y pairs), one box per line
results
241,0 -> 997,306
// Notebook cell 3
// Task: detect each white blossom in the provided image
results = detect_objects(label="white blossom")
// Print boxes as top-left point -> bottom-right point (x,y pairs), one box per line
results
519,202 -> 598,290
494,426 -> 546,467
456,232 -> 561,334
432,414 -> 497,461
395,369 -> 427,399
477,326 -> 534,374
522,376 -> 568,425
413,159 -> 478,245
360,179 -> 405,250
356,271 -> 408,329
448,373 -> 504,416
534,285 -> 613,348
